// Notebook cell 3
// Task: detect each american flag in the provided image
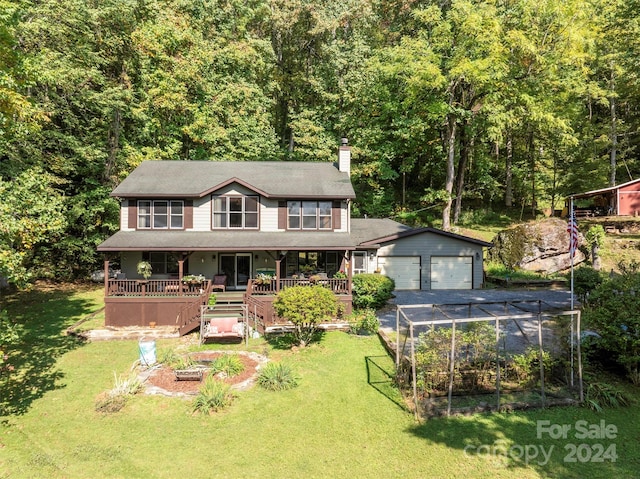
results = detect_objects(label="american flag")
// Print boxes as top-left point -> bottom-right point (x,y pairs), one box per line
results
567,212 -> 579,257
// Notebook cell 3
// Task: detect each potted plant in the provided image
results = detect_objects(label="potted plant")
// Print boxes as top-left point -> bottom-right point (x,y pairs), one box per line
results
182,274 -> 205,284
255,273 -> 273,285
207,294 -> 217,310
137,260 -> 153,280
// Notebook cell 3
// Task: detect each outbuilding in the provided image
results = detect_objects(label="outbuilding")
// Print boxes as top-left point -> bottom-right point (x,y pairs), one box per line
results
350,218 -> 492,290
568,178 -> 640,217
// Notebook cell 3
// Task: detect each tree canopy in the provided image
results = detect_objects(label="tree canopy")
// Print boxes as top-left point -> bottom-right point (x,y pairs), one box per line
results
1,0 -> 640,286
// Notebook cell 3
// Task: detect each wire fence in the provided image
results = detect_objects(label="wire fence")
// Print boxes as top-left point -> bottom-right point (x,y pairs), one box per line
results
393,301 -> 583,420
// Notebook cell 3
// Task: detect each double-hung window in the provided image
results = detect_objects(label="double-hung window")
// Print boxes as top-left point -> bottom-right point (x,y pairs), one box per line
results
213,195 -> 259,229
138,200 -> 183,229
287,201 -> 332,230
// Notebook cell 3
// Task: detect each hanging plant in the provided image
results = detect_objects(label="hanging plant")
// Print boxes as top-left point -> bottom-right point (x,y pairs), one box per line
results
137,260 -> 153,280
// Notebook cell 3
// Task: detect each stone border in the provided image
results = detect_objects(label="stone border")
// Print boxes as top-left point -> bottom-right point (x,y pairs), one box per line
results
138,350 -> 269,397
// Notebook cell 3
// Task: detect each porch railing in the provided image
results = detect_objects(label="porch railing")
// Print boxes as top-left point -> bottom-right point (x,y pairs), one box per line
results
247,277 -> 350,295
106,279 -> 212,297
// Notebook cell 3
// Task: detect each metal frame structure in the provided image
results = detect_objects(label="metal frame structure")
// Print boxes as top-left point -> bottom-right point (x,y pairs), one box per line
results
395,301 -> 583,420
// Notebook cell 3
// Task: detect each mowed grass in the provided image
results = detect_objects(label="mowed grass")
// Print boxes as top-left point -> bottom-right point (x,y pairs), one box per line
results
1,285 -> 640,478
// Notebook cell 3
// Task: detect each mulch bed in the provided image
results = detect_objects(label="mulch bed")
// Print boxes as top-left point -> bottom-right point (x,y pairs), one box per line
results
144,351 -> 264,396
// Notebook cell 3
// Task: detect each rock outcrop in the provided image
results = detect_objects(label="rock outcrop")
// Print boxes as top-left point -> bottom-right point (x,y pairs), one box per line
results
488,218 -> 586,273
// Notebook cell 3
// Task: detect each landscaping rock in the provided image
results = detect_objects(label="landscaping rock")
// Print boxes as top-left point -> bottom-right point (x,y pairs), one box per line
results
488,218 -> 586,273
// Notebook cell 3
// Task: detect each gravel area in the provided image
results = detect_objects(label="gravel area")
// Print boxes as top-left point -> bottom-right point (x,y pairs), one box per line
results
378,288 -> 579,355
378,288 -> 577,332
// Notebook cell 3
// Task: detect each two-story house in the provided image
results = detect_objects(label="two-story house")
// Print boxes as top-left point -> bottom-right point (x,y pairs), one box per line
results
98,141 -> 491,335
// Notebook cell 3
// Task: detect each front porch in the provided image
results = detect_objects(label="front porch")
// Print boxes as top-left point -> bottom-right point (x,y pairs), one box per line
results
103,270 -> 353,336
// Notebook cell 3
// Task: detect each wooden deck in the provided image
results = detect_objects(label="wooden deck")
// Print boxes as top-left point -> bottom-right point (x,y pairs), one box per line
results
103,278 -> 352,336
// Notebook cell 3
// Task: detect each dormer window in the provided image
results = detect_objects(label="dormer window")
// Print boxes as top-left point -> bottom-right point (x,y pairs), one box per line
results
137,200 -> 184,229
213,195 -> 259,229
287,201 -> 332,230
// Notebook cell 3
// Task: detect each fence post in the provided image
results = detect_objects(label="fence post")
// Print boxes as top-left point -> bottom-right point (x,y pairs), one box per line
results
447,319 -> 457,417
537,312 -> 546,407
495,318 -> 501,411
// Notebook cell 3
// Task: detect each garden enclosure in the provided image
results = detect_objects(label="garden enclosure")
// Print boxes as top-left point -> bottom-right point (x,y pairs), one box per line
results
394,301 -> 583,420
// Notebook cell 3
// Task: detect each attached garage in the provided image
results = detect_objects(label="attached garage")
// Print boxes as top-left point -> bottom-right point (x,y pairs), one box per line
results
351,218 -> 492,290
378,256 -> 421,290
430,256 -> 473,290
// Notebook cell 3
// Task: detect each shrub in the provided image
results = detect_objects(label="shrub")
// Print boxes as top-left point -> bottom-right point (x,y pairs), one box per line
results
584,271 -> 640,384
273,285 -> 337,347
584,382 -> 630,412
159,350 -> 195,371
351,273 -> 395,309
210,354 -> 244,377
571,266 -> 603,305
193,376 -> 235,414
257,362 -> 299,391
508,347 -> 554,387
415,323 -> 496,393
347,308 -> 380,335
95,371 -> 142,413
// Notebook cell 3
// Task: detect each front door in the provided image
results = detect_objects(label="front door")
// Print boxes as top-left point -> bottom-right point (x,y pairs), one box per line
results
220,253 -> 252,290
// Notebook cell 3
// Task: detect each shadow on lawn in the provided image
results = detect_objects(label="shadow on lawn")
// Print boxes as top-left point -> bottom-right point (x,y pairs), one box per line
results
0,285 -> 94,417
365,355 -> 407,411
407,408 -> 635,478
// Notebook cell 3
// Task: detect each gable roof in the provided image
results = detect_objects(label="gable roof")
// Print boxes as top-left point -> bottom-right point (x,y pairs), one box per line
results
570,177 -> 640,199
111,160 -> 356,199
349,218 -> 414,246
351,218 -> 492,248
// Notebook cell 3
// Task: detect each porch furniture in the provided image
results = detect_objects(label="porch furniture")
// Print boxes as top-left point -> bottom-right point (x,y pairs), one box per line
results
211,274 -> 227,292
202,317 -> 244,343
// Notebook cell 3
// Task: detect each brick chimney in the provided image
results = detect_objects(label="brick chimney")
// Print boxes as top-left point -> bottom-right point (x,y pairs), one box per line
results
338,137 -> 351,175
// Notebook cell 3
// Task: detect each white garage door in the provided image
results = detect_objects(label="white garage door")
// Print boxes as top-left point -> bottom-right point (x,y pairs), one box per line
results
378,256 -> 421,290
430,256 -> 473,289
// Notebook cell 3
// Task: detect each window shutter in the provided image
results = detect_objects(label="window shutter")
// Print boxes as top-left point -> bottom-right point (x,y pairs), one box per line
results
128,200 -> 137,229
278,201 -> 287,229
332,201 -> 341,230
184,200 -> 193,229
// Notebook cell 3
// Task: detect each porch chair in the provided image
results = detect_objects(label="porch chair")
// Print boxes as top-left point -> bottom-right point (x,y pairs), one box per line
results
211,274 -> 227,292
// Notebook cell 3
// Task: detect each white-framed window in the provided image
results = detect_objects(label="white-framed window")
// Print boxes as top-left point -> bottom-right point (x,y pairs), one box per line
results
287,201 -> 332,230
212,195 -> 259,229
138,200 -> 183,229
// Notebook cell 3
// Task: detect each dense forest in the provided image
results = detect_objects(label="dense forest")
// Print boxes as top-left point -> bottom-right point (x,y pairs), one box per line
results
1,0 -> 639,286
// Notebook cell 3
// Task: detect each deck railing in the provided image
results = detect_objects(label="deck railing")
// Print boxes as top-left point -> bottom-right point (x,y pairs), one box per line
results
106,279 -> 212,297
247,277 -> 350,295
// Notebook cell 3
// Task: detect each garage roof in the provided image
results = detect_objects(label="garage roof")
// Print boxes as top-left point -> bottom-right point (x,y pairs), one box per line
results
351,218 -> 492,248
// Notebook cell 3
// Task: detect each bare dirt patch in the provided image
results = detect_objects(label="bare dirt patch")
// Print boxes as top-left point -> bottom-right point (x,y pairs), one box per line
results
142,351 -> 267,396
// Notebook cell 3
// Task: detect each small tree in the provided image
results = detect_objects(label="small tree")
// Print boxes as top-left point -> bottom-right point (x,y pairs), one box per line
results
586,225 -> 606,271
273,285 -> 337,347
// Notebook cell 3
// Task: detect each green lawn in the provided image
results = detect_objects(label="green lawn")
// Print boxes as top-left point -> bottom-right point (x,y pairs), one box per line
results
1,284 -> 639,478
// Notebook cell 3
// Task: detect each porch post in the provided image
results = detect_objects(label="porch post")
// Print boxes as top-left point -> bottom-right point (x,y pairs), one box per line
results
275,258 -> 281,293
178,260 -> 184,296
104,259 -> 109,297
346,253 -> 352,294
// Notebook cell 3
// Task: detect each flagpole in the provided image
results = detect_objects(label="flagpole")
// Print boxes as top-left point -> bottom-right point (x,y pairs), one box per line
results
570,195 -> 575,310
570,196 -> 575,387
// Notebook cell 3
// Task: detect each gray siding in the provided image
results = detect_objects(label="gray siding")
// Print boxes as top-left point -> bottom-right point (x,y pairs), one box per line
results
375,232 -> 484,289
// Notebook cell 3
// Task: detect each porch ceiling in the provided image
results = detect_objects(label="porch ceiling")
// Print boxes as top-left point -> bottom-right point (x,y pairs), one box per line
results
97,230 -> 356,252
